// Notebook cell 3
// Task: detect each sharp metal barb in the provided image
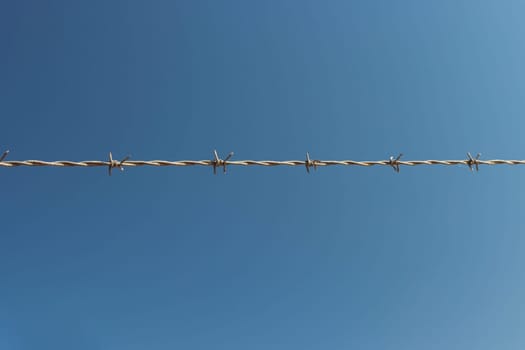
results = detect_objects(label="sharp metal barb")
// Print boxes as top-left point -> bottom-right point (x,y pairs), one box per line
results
389,153 -> 403,173
305,152 -> 320,173
119,155 -> 130,168
467,152 -> 481,172
108,152 -> 114,176
305,152 -> 311,173
212,150 -> 234,175
0,150 -> 9,162
212,150 -> 219,175
223,152 -> 234,173
108,152 -> 129,176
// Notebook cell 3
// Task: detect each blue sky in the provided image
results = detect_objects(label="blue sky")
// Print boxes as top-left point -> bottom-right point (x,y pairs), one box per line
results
2,0 -> 525,349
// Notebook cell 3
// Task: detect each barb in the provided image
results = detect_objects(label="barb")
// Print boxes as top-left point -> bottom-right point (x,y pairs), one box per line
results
305,152 -> 319,173
467,152 -> 481,172
389,153 -> 403,173
3,151 -> 525,175
0,150 -> 9,162
108,152 -> 130,176
212,150 -> 234,175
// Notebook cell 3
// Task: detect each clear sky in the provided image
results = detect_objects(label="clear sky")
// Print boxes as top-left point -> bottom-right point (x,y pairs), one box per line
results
2,1 -> 525,349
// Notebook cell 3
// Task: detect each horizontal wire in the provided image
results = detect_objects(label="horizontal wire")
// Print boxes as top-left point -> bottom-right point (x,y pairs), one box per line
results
0,149 -> 523,174
4,160 -> 525,167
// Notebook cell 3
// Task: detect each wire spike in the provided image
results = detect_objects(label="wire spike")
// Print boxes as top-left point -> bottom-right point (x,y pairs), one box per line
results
467,152 -> 481,172
305,152 -> 320,173
108,152 -> 129,176
0,150 -> 9,162
108,152 -> 114,176
211,150 -> 234,175
305,152 -> 311,173
389,153 -> 403,173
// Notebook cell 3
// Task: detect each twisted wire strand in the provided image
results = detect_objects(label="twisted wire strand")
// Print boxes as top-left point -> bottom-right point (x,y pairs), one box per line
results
2,151 -> 525,173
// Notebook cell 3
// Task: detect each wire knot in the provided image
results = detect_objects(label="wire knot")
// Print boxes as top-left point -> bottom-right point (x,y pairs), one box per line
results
0,150 -> 9,162
466,152 -> 481,172
389,153 -> 403,173
305,152 -> 319,173
108,152 -> 130,176
212,150 -> 234,175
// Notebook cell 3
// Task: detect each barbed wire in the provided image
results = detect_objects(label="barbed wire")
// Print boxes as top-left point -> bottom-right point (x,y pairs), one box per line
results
1,149 -> 524,175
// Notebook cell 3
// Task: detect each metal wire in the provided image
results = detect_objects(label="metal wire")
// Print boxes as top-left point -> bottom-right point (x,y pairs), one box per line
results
1,149 -> 525,175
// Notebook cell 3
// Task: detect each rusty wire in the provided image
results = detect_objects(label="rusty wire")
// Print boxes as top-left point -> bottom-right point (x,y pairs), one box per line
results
1,149 -> 525,175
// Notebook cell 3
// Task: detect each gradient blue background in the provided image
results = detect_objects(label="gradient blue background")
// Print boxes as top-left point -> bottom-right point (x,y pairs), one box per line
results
2,1 -> 525,349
